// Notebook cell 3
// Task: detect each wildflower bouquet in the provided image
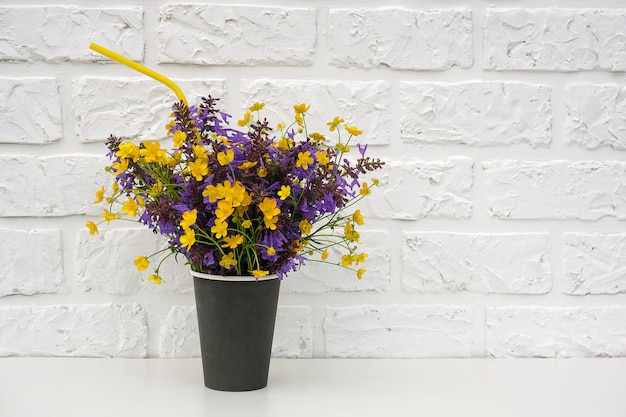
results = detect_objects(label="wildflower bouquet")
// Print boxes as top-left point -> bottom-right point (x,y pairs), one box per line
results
89,96 -> 384,282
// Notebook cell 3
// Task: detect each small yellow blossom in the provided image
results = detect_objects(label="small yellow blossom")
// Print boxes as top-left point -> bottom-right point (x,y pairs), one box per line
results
353,209 -> 364,226
357,268 -> 366,280
315,150 -> 330,166
211,220 -> 228,239
219,252 -> 237,270
249,102 -> 265,112
121,196 -> 139,217
251,269 -> 269,278
258,167 -> 267,177
94,186 -> 105,204
140,141 -> 167,163
221,234 -> 244,249
321,249 -> 329,260
134,255 -> 149,271
296,151 -> 314,170
217,149 -> 234,166
215,199 -> 235,221
238,161 -> 258,170
264,215 -> 279,231
360,182 -> 371,197
278,137 -> 293,150
180,209 -> 197,229
278,185 -> 291,200
148,274 -> 163,285
86,220 -> 99,235
173,130 -> 186,148
259,198 -> 280,219
276,122 -> 286,131
293,103 -> 310,114
180,228 -> 196,250
267,246 -> 276,256
188,158 -> 209,181
344,125 -> 363,136
237,111 -> 252,127
310,132 -> 326,142
327,116 -> 344,132
116,142 -> 140,162
242,219 -> 252,228
101,209 -> 121,224
299,219 -> 312,235
111,158 -> 129,176
372,178 -> 380,187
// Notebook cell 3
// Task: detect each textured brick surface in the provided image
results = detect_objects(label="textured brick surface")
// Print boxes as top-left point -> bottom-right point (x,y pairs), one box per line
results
485,8 -> 626,71
0,77 -> 62,144
324,305 -> 473,358
241,79 -> 391,145
487,306 -> 626,357
0,155 -> 109,217
363,157 -> 473,220
329,8 -> 472,70
0,6 -> 144,62
565,84 -> 626,150
403,232 -> 551,294
484,160 -> 626,220
158,4 -> 316,65
0,304 -> 148,357
0,228 -> 65,297
563,233 -> 626,295
73,78 -> 227,142
400,81 -> 552,147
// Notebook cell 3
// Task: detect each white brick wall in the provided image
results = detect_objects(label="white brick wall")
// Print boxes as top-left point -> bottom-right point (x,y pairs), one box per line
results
1,0 -> 625,359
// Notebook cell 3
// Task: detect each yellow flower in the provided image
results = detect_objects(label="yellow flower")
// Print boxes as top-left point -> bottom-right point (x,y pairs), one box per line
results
101,209 -> 121,224
299,219 -> 312,235
344,125 -> 363,136
134,256 -> 149,271
140,141 -> 167,163
344,221 -> 361,243
315,150 -> 330,166
193,145 -> 208,160
221,234 -> 244,249
372,178 -> 380,187
251,269 -> 269,278
148,274 -> 163,285
296,151 -> 314,170
327,116 -> 344,132
249,102 -> 265,112
211,220 -> 228,239
360,182 -> 371,197
353,209 -> 364,225
242,219 -> 252,228
180,228 -> 196,250
94,186 -> 105,204
336,143 -> 350,153
264,215 -> 279,231
215,199 -> 234,221
357,268 -> 366,280
310,132 -> 326,142
116,142 -> 140,162
258,167 -> 267,177
278,185 -> 291,200
217,149 -> 234,166
111,158 -> 129,176
341,254 -> 353,267
293,103 -> 310,114
278,137 -> 293,150
86,220 -> 99,235
173,130 -> 186,148
149,180 -> 163,197
276,122 -> 286,131
238,161 -> 258,170
267,246 -> 276,256
355,253 -> 368,265
219,252 -> 237,270
237,111 -> 252,127
321,249 -> 329,260
121,196 -> 139,217
188,158 -> 209,181
180,209 -> 197,229
259,198 -> 280,219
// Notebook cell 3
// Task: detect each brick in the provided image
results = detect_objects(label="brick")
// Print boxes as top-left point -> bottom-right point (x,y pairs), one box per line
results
159,305 -> 312,358
0,6 -> 143,62
282,230 -> 390,294
362,157 -> 473,220
0,155 -> 110,217
403,232 -> 551,294
324,305 -> 473,358
241,79 -> 391,145
0,303 -> 148,357
565,84 -> 626,150
73,77 -> 227,142
563,233 -> 626,295
484,8 -> 626,71
158,4 -> 316,66
0,77 -> 62,144
483,160 -> 626,220
0,228 -> 65,297
76,228 -> 193,295
329,8 -> 472,70
486,306 -> 626,357
400,81 -> 552,147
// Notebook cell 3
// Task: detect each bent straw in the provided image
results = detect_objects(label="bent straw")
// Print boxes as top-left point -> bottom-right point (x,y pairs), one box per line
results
89,42 -> 188,106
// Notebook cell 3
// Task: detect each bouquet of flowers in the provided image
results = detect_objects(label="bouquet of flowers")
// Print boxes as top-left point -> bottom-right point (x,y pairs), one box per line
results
89,96 -> 384,282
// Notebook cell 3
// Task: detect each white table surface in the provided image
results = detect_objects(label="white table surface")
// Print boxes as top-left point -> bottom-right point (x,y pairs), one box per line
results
1,358 -> 625,417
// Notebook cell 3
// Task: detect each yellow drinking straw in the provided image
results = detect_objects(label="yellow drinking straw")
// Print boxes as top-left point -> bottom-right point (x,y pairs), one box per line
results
89,42 -> 188,106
